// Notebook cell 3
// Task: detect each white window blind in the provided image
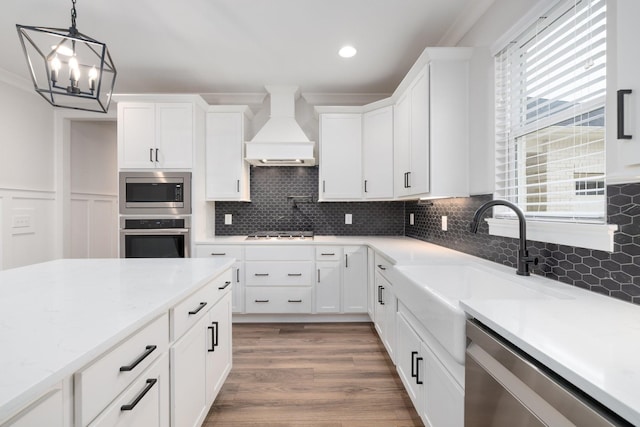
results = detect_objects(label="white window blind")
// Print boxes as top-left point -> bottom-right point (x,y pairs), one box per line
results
495,0 -> 606,223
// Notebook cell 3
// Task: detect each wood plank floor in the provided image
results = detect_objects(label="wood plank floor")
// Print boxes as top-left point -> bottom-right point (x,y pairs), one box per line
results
203,322 -> 424,427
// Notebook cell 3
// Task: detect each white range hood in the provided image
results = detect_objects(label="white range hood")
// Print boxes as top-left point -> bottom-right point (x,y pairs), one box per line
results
245,86 -> 315,166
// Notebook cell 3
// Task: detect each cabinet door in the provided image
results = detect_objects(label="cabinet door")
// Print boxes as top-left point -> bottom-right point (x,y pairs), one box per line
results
4,388 -> 64,427
367,248 -> 375,320
342,246 -> 367,313
408,67 -> 430,195
363,106 -> 394,199
373,272 -> 387,338
617,0 -> 640,166
206,112 -> 248,200
155,103 -> 193,169
315,261 -> 341,313
170,316 -> 207,427
394,92 -> 411,197
319,113 -> 363,200
118,103 -> 156,169
205,292 -> 232,406
396,314 -> 424,411
383,287 -> 397,363
422,342 -> 464,427
231,261 -> 244,313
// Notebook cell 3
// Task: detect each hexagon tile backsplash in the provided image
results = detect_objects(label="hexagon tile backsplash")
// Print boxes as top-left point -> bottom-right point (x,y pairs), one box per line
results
405,184 -> 640,305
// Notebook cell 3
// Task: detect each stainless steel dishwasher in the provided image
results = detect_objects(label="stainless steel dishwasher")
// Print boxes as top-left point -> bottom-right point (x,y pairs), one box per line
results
464,320 -> 631,427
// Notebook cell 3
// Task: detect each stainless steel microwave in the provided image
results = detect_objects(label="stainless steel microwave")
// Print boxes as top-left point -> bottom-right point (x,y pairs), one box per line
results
119,171 -> 191,215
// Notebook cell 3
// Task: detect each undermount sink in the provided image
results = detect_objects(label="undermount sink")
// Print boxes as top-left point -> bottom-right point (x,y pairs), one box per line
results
392,264 -> 572,364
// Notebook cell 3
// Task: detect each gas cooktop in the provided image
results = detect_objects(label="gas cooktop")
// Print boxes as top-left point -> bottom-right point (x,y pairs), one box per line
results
245,231 -> 314,241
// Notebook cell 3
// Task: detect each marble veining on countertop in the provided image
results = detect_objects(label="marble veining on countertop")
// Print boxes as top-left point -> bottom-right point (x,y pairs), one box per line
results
0,257 -> 234,423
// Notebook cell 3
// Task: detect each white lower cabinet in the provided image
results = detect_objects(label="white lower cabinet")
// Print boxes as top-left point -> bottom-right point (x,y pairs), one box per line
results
195,245 -> 244,313
205,292 -> 232,406
2,387 -> 64,427
374,269 -> 396,363
315,260 -> 341,313
88,354 -> 169,427
342,246 -> 367,313
396,304 -> 464,427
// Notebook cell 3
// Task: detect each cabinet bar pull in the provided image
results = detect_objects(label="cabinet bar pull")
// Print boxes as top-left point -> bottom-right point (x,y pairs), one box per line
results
120,378 -> 157,411
345,254 -> 349,268
119,345 -> 157,372
288,299 -> 303,303
364,180 -> 368,193
236,268 -> 240,283
378,285 -> 385,305
254,273 -> 269,277
323,180 -> 326,193
321,253 -> 335,256
618,89 -> 633,139
149,148 -> 153,162
208,321 -> 219,352
237,179 -> 240,192
155,148 -> 159,162
288,273 -> 302,277
210,252 -> 226,256
411,351 -> 418,378
415,357 -> 423,385
377,264 -> 387,271
188,302 -> 207,315
406,171 -> 411,188
218,281 -> 231,290
318,269 -> 321,282
254,299 -> 269,303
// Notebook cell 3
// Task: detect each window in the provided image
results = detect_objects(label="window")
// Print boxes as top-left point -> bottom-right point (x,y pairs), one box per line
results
494,0 -> 607,223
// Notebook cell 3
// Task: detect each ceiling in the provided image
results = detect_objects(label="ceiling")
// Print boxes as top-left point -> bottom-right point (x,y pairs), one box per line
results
2,0 -> 493,98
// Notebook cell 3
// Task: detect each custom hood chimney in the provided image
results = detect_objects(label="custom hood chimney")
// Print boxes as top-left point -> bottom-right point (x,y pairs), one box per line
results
245,86 -> 315,166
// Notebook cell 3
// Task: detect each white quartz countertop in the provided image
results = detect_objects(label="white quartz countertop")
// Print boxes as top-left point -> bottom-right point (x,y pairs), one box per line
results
200,235 -> 640,424
0,258 -> 234,422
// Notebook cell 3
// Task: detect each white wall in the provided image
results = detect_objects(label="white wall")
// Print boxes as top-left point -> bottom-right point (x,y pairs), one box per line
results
70,121 -> 118,258
0,74 -> 57,269
456,0 -> 548,195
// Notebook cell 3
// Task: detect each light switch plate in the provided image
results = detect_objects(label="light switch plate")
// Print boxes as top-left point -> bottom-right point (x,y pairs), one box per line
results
442,215 -> 448,231
345,214 -> 352,225
224,214 -> 233,225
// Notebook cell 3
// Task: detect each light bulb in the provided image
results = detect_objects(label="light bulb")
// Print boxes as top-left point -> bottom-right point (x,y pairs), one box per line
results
69,56 -> 80,82
49,55 -> 61,83
88,66 -> 98,91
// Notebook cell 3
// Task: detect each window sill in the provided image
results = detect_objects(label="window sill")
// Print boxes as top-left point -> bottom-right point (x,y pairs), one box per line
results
485,218 -> 618,252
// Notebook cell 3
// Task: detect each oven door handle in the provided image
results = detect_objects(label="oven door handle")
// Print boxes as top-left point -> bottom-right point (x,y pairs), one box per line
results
121,228 -> 190,235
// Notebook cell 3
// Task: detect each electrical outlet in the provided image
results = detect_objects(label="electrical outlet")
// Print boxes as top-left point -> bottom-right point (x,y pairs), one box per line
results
345,214 -> 352,225
224,214 -> 233,225
11,209 -> 35,235
442,215 -> 448,231
409,213 -> 415,225
12,215 -> 31,228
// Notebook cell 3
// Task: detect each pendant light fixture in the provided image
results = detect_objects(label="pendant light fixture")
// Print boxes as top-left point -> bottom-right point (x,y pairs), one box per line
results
16,0 -> 117,113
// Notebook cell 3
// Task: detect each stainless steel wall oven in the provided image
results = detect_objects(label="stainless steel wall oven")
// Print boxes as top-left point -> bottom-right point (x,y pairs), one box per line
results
120,217 -> 191,258
119,171 -> 191,215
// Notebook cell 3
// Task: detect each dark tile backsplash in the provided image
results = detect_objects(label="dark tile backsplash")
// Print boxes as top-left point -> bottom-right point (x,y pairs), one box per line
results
405,184 -> 640,305
214,166 -> 405,235
214,166 -> 639,305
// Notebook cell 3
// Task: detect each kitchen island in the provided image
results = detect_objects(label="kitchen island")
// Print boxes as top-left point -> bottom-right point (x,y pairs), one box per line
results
0,258 -> 234,426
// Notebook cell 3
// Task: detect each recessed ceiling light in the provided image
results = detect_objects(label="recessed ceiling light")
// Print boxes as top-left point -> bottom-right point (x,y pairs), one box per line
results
338,45 -> 357,58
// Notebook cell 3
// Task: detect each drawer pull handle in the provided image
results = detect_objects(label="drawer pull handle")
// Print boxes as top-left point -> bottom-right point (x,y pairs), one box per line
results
321,253 -> 335,256
236,268 -> 240,283
288,299 -> 303,303
318,269 -> 321,282
211,252 -> 226,256
119,345 -> 157,372
188,302 -> 207,315
208,321 -> 219,352
218,281 -> 231,290
345,254 -> 349,268
288,273 -> 302,277
120,378 -> 158,411
415,357 -> 423,385
255,299 -> 270,303
254,273 -> 269,277
377,264 -> 387,271
411,351 -> 418,378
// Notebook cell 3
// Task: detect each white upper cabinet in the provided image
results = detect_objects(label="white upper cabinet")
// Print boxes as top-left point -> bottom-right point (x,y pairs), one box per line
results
118,102 -> 194,169
608,0 -> 640,181
205,107 -> 252,201
319,113 -> 363,200
393,48 -> 471,199
363,106 -> 394,199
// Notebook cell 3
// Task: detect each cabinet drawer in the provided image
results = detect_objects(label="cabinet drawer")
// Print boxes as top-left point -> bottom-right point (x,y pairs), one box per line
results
315,246 -> 343,261
245,245 -> 313,261
374,251 -> 393,277
245,262 -> 313,286
75,313 -> 169,427
245,287 -> 312,313
88,353 -> 169,427
195,245 -> 243,260
171,269 -> 232,340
